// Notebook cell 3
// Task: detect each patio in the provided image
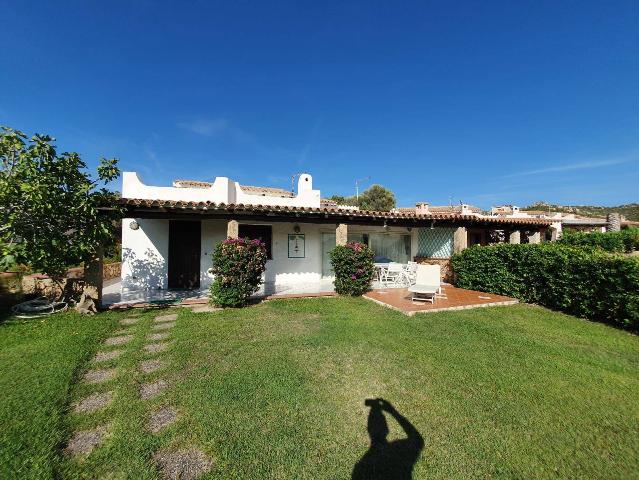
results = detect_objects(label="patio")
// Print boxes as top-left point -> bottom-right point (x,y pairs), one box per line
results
104,276 -> 516,314
364,284 -> 518,315
103,278 -> 337,309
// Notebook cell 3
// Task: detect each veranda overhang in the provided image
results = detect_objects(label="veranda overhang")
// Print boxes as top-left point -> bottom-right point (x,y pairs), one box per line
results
115,198 -> 553,230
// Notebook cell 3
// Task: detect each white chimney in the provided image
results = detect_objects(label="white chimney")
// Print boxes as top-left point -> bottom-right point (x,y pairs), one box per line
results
297,173 -> 313,193
415,202 -> 429,214
460,204 -> 473,215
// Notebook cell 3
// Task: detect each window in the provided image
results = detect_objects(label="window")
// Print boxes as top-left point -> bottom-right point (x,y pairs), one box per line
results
368,233 -> 411,263
239,224 -> 272,259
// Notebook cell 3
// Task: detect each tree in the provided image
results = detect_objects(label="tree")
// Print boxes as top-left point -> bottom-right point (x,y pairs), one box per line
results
357,184 -> 396,211
328,194 -> 358,207
0,127 -> 121,293
328,185 -> 397,211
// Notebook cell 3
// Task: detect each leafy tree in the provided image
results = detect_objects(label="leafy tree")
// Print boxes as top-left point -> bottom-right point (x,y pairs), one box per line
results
328,194 -> 358,207
0,127 -> 121,290
328,185 -> 397,211
357,184 -> 396,211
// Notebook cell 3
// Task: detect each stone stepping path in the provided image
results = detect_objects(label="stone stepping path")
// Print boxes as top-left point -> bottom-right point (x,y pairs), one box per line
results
153,448 -> 212,480
144,342 -> 170,354
152,322 -> 176,331
104,335 -> 133,346
139,358 -> 166,374
147,406 -> 178,434
73,392 -> 114,413
83,368 -> 117,384
65,426 -> 108,456
148,332 -> 170,341
155,313 -> 178,323
67,312 -> 194,465
93,349 -> 123,363
140,379 -> 168,400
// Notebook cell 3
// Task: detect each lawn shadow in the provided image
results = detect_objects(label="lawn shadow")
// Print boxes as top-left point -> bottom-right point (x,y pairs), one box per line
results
352,398 -> 424,480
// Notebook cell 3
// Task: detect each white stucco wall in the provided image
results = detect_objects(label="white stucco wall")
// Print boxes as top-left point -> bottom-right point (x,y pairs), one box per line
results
200,220 -> 228,288
121,172 -> 321,208
121,218 -> 169,291
121,219 -> 416,292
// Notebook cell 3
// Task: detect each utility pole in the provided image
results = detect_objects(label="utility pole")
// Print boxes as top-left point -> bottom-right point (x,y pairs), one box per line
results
356,176 -> 370,202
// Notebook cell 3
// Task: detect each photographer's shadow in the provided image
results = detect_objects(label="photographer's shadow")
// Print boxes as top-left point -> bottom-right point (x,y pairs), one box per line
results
352,398 -> 424,480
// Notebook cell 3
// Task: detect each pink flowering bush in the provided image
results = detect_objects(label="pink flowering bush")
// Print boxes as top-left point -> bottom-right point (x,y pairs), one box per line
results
330,242 -> 375,296
210,237 -> 268,307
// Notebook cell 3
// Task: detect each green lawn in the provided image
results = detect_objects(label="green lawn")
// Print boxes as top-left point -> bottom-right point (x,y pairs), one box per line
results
1,299 -> 638,479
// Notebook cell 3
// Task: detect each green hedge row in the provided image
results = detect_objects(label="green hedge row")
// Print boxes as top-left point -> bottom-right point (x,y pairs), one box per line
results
558,228 -> 639,253
451,243 -> 639,330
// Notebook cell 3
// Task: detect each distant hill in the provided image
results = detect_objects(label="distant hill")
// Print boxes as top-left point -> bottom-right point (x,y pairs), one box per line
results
523,202 -> 639,221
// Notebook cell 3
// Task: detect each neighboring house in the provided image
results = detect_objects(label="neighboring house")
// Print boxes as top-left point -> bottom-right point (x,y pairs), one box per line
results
490,205 -> 635,238
118,173 -> 551,295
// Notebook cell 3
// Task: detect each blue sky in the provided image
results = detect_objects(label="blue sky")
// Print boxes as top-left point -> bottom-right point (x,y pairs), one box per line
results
1,1 -> 638,208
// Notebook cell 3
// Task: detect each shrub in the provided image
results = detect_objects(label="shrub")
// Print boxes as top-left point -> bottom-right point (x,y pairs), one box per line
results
451,243 -> 639,330
209,237 -> 268,307
621,228 -> 639,252
330,242 -> 375,296
558,229 -> 639,253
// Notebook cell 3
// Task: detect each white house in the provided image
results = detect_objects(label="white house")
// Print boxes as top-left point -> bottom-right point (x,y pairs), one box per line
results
117,172 -> 551,299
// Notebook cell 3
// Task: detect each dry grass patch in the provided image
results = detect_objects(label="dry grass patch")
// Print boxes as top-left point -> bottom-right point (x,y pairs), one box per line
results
140,379 -> 168,400
152,448 -> 212,480
73,392 -> 114,414
65,426 -> 108,456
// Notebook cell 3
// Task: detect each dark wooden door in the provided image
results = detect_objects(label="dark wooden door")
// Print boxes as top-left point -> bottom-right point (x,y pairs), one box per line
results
168,220 -> 201,289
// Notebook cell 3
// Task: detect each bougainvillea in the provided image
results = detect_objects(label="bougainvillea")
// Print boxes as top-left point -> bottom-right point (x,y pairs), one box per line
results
209,237 -> 268,307
330,241 -> 375,296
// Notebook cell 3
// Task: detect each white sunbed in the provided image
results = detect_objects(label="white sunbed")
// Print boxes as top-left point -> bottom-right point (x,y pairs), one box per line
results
407,264 -> 441,303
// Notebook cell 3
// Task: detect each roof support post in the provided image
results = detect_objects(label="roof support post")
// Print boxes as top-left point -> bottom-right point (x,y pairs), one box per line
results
453,226 -> 467,253
528,231 -> 541,244
336,223 -> 348,246
508,230 -> 521,244
227,219 -> 239,239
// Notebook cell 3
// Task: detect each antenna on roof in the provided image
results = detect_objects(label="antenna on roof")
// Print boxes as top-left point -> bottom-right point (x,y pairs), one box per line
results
355,176 -> 371,201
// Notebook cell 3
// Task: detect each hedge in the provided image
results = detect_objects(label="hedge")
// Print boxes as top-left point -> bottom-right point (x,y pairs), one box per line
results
558,228 -> 639,253
451,243 -> 639,330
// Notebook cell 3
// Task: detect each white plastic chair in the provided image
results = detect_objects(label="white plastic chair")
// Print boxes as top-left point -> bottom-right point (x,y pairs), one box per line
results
405,262 -> 418,284
407,264 -> 441,303
381,262 -> 405,287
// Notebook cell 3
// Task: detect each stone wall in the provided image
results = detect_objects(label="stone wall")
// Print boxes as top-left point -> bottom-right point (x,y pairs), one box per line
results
103,262 -> 121,280
413,257 -> 453,282
0,262 -> 121,305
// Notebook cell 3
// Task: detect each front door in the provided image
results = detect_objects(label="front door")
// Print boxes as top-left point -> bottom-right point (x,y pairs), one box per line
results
168,220 -> 201,289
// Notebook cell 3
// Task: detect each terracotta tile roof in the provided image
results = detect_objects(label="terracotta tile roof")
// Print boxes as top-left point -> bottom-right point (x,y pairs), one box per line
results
118,198 -> 553,226
392,207 -> 417,213
393,205 -> 483,214
173,180 -> 294,198
239,185 -> 294,198
429,205 -> 483,214
173,179 -> 213,188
